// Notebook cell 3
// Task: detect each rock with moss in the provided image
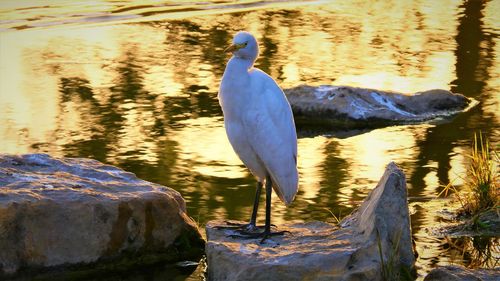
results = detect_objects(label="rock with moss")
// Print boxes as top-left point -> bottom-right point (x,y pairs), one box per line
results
285,85 -> 473,128
0,154 -> 204,279
439,209 -> 500,238
205,162 -> 415,281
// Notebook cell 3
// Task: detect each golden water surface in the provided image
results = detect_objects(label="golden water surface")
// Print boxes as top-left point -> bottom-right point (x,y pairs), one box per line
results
1,0 -> 499,279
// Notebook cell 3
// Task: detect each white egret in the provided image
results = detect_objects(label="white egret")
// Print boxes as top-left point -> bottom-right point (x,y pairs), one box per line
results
218,31 -> 298,242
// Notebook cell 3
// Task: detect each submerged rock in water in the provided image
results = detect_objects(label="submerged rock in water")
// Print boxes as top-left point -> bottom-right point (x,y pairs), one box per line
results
205,162 -> 415,281
439,209 -> 500,237
0,154 -> 204,278
424,265 -> 499,281
285,85 -> 473,128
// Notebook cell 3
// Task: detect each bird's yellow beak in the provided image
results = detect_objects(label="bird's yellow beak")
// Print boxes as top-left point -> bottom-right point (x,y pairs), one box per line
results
224,43 -> 244,53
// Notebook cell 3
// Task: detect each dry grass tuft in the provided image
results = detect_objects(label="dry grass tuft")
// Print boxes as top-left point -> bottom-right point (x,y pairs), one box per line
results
440,132 -> 499,219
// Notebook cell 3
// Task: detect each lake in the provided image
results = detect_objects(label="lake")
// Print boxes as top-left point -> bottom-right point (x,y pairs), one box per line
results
0,0 -> 499,279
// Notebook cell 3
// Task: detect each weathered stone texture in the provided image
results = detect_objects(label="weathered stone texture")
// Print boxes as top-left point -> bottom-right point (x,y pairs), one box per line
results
285,85 -> 473,127
0,154 -> 204,277
206,162 -> 415,281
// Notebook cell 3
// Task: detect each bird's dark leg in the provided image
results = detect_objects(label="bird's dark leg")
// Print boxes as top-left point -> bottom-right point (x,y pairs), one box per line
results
258,175 -> 289,243
249,181 -> 262,227
227,175 -> 289,243
216,182 -> 263,232
262,174 -> 273,239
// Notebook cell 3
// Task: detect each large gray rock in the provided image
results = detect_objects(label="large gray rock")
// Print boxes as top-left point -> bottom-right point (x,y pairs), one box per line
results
0,154 -> 204,278
206,162 -> 415,281
424,265 -> 499,281
285,85 -> 473,128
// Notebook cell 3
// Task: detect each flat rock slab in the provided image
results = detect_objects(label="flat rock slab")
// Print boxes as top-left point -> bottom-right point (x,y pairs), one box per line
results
424,265 -> 499,281
206,162 -> 415,281
0,154 -> 204,278
285,85 -> 475,128
206,221 -> 354,280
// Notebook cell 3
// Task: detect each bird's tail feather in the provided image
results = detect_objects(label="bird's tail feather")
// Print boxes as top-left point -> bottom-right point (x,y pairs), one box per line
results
268,167 -> 298,206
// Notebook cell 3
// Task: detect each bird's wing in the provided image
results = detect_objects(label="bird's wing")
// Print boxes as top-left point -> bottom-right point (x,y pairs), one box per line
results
245,69 -> 298,205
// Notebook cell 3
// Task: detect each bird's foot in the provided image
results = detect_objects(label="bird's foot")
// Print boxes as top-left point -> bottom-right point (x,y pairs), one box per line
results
229,228 -> 291,244
214,221 -> 262,232
223,220 -> 277,228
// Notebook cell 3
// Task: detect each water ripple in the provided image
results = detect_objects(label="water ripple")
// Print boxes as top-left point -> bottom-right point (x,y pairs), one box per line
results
0,0 -> 324,31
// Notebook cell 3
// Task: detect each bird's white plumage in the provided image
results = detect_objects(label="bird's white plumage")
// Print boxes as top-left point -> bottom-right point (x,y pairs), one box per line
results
218,31 -> 298,205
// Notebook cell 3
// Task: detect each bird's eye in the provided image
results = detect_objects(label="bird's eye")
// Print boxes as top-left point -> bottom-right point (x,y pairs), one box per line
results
243,42 -> 248,47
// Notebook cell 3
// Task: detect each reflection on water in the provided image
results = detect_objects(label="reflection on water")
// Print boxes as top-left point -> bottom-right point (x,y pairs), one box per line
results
444,236 -> 500,269
1,0 -> 499,279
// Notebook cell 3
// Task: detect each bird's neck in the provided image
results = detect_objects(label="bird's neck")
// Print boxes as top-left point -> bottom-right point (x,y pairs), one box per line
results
226,57 -> 254,76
